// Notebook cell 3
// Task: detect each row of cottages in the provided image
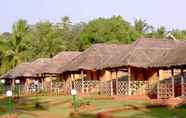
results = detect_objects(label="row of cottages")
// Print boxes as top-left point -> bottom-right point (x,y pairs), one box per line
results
57,38 -> 186,99
1,38 -> 186,99
0,52 -> 81,95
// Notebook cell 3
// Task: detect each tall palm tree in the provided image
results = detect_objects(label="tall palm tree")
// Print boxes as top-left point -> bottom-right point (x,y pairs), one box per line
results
0,19 -> 28,73
134,18 -> 153,34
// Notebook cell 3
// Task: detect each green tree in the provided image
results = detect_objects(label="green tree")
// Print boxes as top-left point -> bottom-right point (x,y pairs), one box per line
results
0,19 -> 28,73
134,18 -> 153,35
80,16 -> 140,50
145,26 -> 166,38
55,17 -> 85,51
171,29 -> 186,40
155,26 -> 166,38
25,21 -> 65,59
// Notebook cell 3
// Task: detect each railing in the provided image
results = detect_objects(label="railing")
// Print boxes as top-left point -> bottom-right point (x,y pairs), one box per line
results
74,80 -> 151,96
11,82 -> 66,96
2,78 -> 186,98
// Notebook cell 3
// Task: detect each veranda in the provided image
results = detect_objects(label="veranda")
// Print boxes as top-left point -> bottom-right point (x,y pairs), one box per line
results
69,66 -> 186,99
1,66 -> 186,99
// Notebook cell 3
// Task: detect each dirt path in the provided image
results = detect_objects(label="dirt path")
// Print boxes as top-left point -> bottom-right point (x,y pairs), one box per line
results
18,110 -> 67,118
16,99 -> 73,118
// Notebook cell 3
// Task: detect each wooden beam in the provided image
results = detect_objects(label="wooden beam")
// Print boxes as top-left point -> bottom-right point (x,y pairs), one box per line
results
116,70 -> 118,96
41,77 -> 44,90
70,74 -> 73,90
128,67 -> 131,96
181,68 -> 184,96
81,70 -> 84,93
110,71 -> 113,96
12,78 -> 15,90
171,68 -> 175,98
49,75 -> 53,94
157,69 -> 160,99
72,74 -> 75,89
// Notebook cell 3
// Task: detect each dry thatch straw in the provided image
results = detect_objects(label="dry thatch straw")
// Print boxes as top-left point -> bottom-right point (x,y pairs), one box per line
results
59,38 -> 186,73
38,51 -> 81,74
109,38 -> 186,68
57,43 -> 130,73
1,58 -> 51,79
154,44 -> 186,68
0,63 -> 36,79
3,38 -> 186,79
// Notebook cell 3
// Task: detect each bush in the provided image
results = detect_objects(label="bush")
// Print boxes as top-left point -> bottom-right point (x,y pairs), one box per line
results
146,104 -> 168,108
34,100 -> 49,110
175,103 -> 186,109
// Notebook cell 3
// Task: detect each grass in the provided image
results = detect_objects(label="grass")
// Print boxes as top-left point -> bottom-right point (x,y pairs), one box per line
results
111,107 -> 186,118
0,95 -> 186,118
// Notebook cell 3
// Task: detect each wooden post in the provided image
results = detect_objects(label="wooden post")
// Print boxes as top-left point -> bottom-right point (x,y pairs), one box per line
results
12,78 -> 15,90
128,67 -> 131,96
157,69 -> 160,99
181,68 -> 184,96
41,77 -> 44,90
171,68 -> 175,98
116,70 -> 119,96
72,74 -> 75,89
50,75 -> 52,95
70,74 -> 73,90
110,71 -> 113,96
81,70 -> 84,93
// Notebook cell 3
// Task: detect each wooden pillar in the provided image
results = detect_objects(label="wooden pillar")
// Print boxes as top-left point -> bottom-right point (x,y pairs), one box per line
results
110,71 -> 113,96
70,74 -> 73,90
41,77 -> 44,90
181,68 -> 184,96
12,78 -> 15,90
50,75 -> 53,94
157,69 -> 160,99
171,68 -> 175,98
128,67 -> 131,96
116,70 -> 119,96
81,70 -> 84,93
72,74 -> 75,89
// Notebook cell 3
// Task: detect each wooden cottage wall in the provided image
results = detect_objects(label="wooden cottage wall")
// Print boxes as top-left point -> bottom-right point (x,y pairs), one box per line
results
74,74 -> 81,80
130,67 -> 145,81
99,70 -> 111,81
146,69 -> 158,84
130,67 -> 158,82
99,70 -> 128,81
86,71 -> 91,80
159,69 -> 181,80
116,71 -> 128,80
60,73 -> 80,81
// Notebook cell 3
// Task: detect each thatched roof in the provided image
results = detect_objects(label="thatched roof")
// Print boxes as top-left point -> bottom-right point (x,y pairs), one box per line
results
3,38 -> 186,79
30,58 -> 52,74
1,58 -> 52,79
59,38 -> 186,72
154,44 -> 186,68
38,51 -> 81,74
57,44 -> 130,73
0,52 -> 82,79
109,38 -> 186,68
0,63 -> 36,79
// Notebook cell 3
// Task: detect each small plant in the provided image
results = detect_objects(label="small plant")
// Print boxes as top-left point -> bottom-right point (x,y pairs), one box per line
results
34,102 -> 47,110
34,102 -> 42,108
0,83 -> 4,94
175,103 -> 186,109
146,104 -> 168,108
77,99 -> 92,108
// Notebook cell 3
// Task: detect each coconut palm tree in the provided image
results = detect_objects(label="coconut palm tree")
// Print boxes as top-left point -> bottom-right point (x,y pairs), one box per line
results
0,19 -> 28,73
134,18 -> 153,34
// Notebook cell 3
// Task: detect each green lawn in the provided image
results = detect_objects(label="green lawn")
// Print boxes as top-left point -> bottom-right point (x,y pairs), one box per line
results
0,95 -> 186,118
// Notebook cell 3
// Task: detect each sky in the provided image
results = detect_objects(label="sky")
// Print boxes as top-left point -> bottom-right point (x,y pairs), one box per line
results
0,0 -> 186,32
